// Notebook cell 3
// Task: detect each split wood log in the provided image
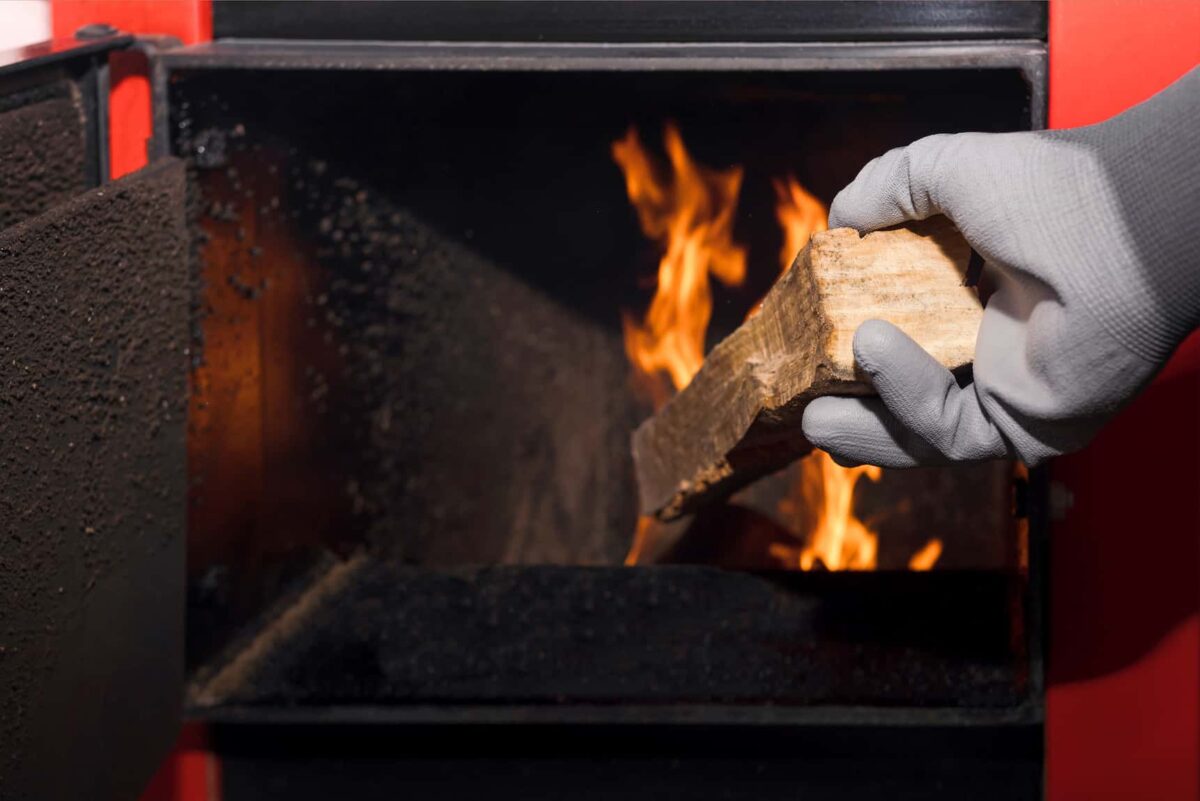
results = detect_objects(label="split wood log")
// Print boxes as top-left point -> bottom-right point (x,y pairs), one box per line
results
633,216 -> 983,521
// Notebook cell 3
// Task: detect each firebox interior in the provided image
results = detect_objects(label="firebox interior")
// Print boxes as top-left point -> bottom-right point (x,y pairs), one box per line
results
174,65 -> 1039,712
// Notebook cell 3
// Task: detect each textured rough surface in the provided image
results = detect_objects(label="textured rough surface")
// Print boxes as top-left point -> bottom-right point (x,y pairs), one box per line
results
634,218 -> 982,519
318,198 -> 641,565
0,86 -> 87,230
186,147 -> 640,572
0,160 -> 188,800
187,563 -> 1023,709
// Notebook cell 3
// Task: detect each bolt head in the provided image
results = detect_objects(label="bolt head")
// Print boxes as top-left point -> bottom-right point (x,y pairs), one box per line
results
75,23 -> 119,41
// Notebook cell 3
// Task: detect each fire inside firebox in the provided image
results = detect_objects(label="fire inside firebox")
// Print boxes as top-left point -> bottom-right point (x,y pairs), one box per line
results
612,122 -> 952,572
175,66 -> 1035,710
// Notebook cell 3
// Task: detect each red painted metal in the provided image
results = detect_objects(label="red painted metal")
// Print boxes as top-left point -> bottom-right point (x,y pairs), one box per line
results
51,0 -> 211,44
51,0 -> 211,178
1047,2 -> 1200,800
138,723 -> 221,801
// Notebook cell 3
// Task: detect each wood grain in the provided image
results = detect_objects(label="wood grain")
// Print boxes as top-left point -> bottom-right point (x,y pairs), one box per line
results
633,216 -> 983,520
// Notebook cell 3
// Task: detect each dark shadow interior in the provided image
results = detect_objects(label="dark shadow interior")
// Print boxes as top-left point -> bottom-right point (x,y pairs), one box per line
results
172,66 -> 1037,708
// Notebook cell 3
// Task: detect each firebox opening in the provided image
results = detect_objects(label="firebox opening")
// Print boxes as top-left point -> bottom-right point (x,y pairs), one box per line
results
175,64 -> 1037,705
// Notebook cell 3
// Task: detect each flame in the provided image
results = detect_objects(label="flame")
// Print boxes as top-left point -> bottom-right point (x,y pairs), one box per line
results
773,175 -> 828,276
613,124 -> 747,406
907,538 -> 944,571
615,131 -> 941,572
772,451 -> 882,570
745,176 -> 829,320
624,516 -> 658,566
769,178 -> 889,571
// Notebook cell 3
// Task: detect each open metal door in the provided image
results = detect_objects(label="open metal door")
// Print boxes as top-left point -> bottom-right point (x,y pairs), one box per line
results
0,34 -> 187,800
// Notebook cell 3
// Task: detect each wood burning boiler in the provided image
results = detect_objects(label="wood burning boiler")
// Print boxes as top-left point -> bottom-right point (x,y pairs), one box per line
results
0,3 -> 1053,799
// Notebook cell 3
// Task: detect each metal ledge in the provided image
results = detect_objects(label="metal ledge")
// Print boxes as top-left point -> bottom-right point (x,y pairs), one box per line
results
211,1 -> 1048,44
160,38 -> 1047,74
193,701 -> 1044,728
151,39 -> 1047,156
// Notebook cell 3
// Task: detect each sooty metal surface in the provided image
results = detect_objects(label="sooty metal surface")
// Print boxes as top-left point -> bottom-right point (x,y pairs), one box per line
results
211,722 -> 1043,801
213,1 -> 1047,44
0,82 -> 87,229
0,159 -> 188,801
188,563 -> 1027,711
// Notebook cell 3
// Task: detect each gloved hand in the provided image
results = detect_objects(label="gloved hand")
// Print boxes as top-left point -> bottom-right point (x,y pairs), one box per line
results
802,67 -> 1200,468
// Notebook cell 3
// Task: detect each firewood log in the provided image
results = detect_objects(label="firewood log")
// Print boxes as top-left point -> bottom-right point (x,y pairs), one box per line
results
633,216 -> 983,521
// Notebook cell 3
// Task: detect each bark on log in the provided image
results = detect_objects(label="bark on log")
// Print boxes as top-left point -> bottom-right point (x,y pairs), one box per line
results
633,216 -> 983,521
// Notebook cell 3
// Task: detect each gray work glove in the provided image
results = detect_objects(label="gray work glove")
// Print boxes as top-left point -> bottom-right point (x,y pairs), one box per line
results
802,67 -> 1200,468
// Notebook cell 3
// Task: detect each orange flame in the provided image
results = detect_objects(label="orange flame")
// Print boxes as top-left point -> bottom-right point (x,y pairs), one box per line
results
615,134 -> 940,572
773,175 -> 828,276
613,124 -> 747,407
772,451 -> 883,570
769,178 -> 890,571
745,175 -> 830,319
624,516 -> 658,566
907,538 -> 944,571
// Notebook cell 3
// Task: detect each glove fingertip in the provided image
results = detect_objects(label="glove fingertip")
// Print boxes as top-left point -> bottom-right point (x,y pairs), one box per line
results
800,396 -> 844,447
828,452 -> 867,469
801,397 -> 891,467
826,192 -> 854,231
802,396 -> 935,469
827,186 -> 887,232
851,319 -> 907,374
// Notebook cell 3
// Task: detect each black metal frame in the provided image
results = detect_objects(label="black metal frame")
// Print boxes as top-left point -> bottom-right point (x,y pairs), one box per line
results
211,1 -> 1048,44
150,39 -> 1047,161
208,720 -> 1044,801
153,37 -> 1048,734
0,34 -> 134,186
199,702 -> 1043,728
